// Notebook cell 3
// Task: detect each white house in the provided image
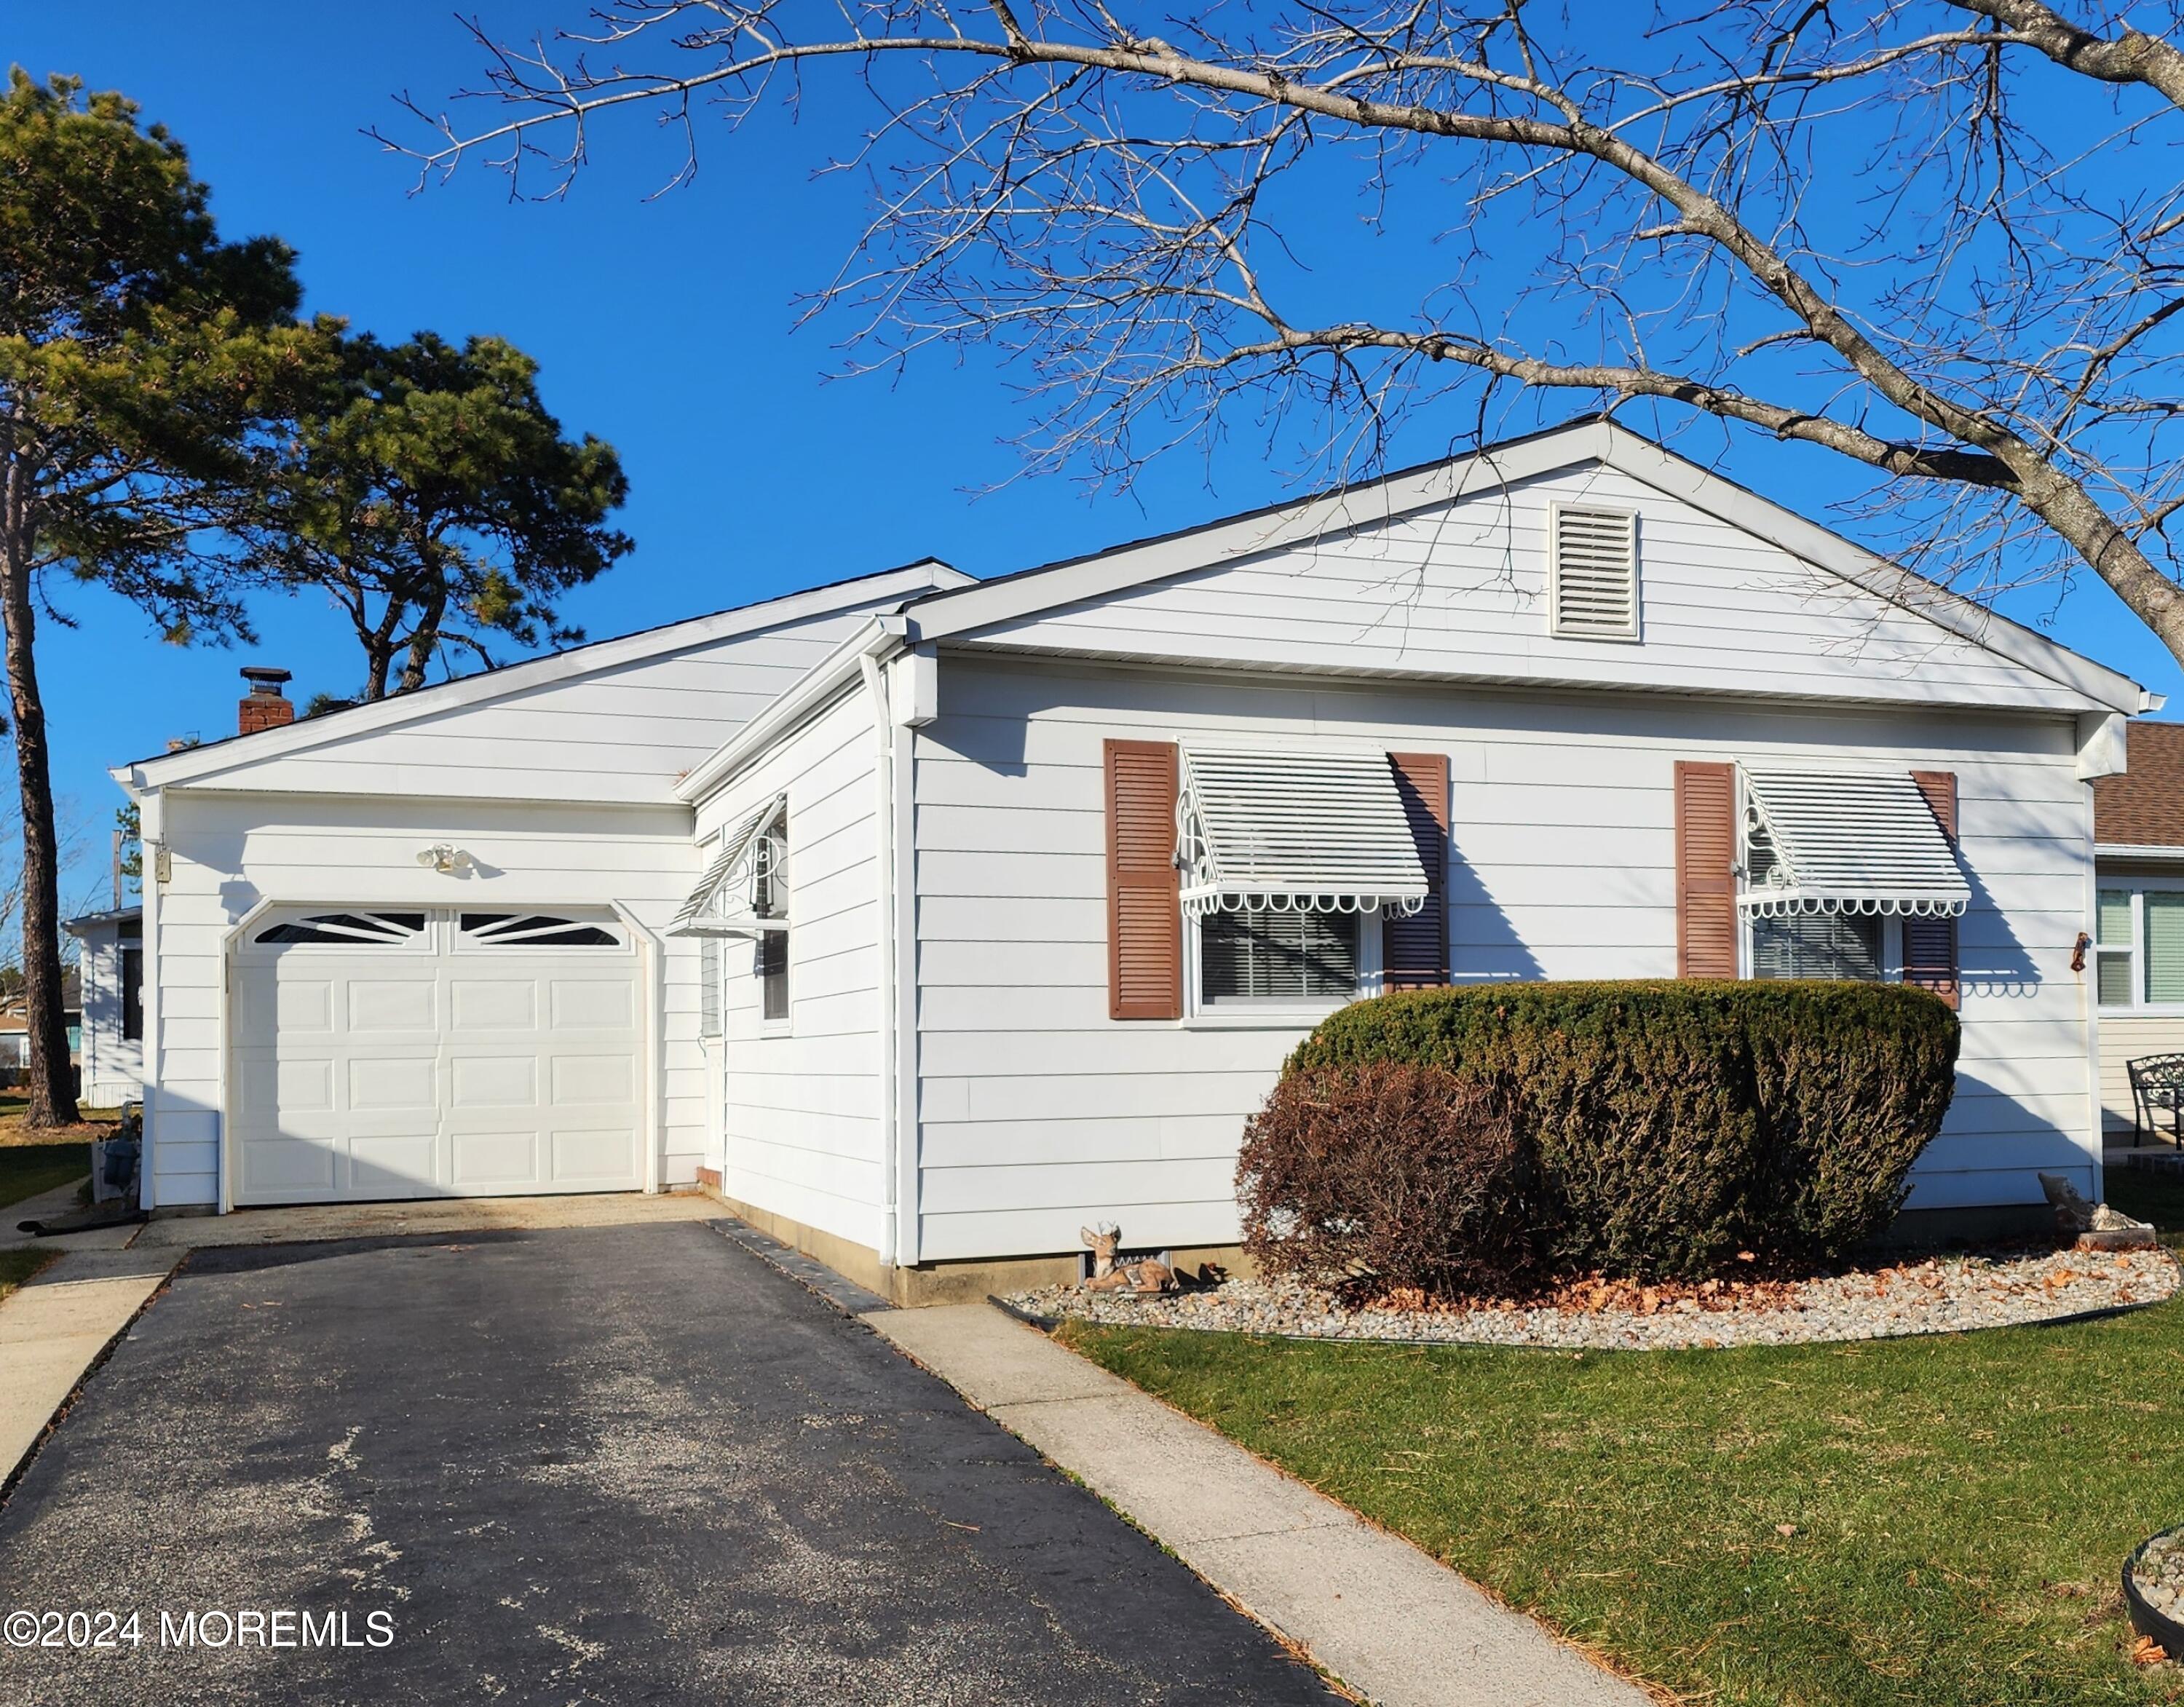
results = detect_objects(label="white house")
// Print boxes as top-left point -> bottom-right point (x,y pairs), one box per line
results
64,906 -> 143,1107
113,421 -> 2155,1300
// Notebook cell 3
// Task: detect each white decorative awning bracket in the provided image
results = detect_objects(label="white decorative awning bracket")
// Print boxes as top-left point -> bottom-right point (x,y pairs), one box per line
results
667,793 -> 786,938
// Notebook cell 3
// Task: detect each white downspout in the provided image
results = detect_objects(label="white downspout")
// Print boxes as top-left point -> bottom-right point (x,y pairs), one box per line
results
138,787 -> 162,1213
860,653 -> 901,1272
890,679 -> 921,1269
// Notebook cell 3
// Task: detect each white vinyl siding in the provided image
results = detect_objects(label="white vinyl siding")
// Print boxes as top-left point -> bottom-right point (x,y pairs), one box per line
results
953,462 -> 2095,712
695,692 -> 882,1253
910,656 -> 2097,1260
1549,504 -> 1639,640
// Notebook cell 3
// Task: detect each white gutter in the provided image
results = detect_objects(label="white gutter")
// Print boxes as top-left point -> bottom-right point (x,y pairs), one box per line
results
2096,843 -> 2184,862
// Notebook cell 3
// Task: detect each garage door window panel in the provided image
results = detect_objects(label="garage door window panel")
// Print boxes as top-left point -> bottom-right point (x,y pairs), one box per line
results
458,912 -> 625,950
254,911 -> 428,947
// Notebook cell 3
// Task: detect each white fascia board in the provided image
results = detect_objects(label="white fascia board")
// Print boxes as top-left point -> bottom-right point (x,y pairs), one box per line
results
898,417 -> 2146,716
113,560 -> 968,797
674,617 -> 909,804
903,422 -> 1613,645
2095,844 -> 2184,863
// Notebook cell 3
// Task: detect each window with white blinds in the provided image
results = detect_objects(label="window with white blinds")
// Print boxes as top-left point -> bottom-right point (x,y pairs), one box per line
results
1200,903 -> 1361,1005
2092,884 -> 2184,1010
1549,505 -> 1639,640
2148,892 -> 2184,1004
1751,911 -> 1884,982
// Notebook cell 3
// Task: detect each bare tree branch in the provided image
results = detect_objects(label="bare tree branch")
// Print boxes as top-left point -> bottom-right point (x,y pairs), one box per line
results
389,0 -> 2184,669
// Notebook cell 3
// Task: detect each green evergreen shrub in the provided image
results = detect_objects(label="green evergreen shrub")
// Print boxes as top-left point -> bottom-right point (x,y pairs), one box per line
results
1242,980 -> 1958,1285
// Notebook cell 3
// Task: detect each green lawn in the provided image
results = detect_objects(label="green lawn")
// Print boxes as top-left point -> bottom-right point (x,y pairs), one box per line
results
0,1141 -> 91,1211
1059,1299 -> 2184,1707
0,1246 -> 56,1303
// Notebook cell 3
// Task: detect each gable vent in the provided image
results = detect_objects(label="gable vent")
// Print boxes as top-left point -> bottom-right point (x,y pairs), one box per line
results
1550,506 -> 1639,640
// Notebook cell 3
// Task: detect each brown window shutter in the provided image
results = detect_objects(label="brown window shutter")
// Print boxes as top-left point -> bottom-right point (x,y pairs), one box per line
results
1385,751 -> 1449,989
1105,739 -> 1182,1020
1910,770 -> 1958,841
1905,769 -> 1961,1008
1674,761 -> 1738,978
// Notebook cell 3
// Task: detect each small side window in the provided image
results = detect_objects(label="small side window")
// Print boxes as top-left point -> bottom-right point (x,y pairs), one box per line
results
756,811 -> 790,1024
121,948 -> 143,1042
700,935 -> 721,1039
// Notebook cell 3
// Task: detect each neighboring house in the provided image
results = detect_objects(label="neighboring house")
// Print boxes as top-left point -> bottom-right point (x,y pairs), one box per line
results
0,970 -> 84,1082
112,421 -> 2155,1297
65,905 -> 144,1107
2089,722 -> 2184,1141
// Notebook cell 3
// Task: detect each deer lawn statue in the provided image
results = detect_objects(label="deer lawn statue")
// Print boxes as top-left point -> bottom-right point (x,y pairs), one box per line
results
1079,1222 -> 1176,1294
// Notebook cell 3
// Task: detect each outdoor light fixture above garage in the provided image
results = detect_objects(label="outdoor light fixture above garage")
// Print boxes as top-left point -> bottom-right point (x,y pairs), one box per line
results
415,844 -> 474,874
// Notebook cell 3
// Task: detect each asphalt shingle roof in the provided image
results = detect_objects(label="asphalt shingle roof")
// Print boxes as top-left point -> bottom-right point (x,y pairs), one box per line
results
2096,722 -> 2184,847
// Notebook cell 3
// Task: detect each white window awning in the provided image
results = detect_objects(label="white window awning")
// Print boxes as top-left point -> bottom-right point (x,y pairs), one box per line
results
668,794 -> 786,937
1177,748 -> 1430,919
1740,769 -> 1969,919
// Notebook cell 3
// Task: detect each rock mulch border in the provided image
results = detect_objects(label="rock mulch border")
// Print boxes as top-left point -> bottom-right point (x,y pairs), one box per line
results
1000,1244 -> 2182,1352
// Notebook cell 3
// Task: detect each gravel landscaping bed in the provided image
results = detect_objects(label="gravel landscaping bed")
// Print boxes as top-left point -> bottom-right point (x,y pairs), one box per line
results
2133,1528 -> 2184,1626
1007,1244 -> 2182,1350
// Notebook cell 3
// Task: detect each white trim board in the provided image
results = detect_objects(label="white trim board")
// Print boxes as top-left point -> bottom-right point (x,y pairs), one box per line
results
116,561 -> 968,796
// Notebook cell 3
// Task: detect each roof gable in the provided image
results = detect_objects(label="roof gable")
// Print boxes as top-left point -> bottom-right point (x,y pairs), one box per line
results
119,561 -> 968,798
901,421 -> 2147,716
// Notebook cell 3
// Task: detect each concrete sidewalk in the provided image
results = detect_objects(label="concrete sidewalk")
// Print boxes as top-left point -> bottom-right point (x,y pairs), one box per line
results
868,1304 -> 1655,1707
0,1246 -> 178,1492
2,1176 -> 141,1253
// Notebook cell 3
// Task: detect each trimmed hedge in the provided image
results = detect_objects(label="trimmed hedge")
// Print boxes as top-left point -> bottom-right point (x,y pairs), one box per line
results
1241,979 -> 1958,1286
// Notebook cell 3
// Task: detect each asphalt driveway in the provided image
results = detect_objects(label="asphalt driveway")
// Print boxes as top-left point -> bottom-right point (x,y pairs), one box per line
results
0,1221 -> 1337,1705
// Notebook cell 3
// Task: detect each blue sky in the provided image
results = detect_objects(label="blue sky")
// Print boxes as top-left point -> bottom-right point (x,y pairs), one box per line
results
15,4 -> 2183,919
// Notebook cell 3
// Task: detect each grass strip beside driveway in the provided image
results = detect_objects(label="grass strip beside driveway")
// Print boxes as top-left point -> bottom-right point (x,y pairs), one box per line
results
1059,1297 -> 2184,1707
0,1142 -> 90,1211
0,1248 -> 58,1304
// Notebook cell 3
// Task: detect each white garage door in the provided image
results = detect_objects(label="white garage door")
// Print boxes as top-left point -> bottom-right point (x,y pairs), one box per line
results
232,908 -> 645,1205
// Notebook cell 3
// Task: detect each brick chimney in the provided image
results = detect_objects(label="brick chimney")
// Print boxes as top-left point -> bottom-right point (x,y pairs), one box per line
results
238,666 -> 294,735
